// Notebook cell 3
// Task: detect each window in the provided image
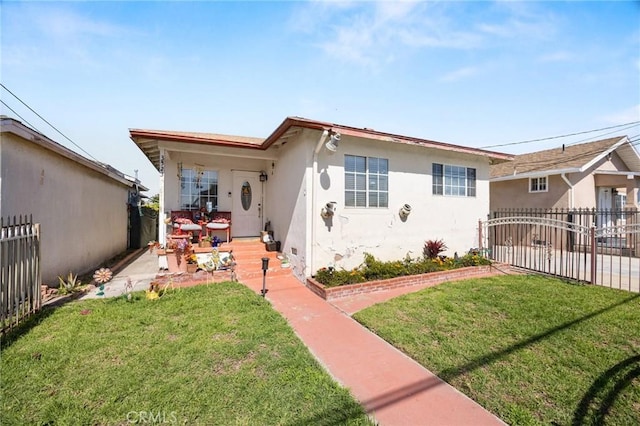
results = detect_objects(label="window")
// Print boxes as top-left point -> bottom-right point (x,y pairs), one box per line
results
180,168 -> 218,210
345,155 -> 388,207
529,176 -> 548,193
432,163 -> 476,197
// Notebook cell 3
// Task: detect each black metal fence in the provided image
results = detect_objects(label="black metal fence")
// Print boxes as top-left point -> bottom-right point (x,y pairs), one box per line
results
1,215 -> 41,335
480,208 -> 639,292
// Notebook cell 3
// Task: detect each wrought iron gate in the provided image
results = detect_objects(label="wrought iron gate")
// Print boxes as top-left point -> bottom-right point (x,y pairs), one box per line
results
480,208 -> 639,293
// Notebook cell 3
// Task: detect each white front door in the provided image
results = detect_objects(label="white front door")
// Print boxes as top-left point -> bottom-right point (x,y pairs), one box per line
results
232,171 -> 263,237
597,187 -> 614,228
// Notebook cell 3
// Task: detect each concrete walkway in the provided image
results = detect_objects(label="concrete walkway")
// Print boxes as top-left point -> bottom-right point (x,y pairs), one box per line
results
81,248 -> 159,299
84,242 -> 504,425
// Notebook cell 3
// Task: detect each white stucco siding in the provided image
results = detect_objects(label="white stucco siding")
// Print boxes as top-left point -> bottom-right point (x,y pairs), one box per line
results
311,134 -> 492,273
264,130 -> 313,281
1,133 -> 129,285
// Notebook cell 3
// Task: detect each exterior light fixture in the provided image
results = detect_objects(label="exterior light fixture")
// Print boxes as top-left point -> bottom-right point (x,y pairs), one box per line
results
399,204 -> 412,220
261,257 -> 269,297
259,171 -> 268,182
325,132 -> 341,153
321,201 -> 337,218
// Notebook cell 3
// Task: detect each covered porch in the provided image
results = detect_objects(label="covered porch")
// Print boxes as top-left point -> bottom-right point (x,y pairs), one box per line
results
130,129 -> 279,250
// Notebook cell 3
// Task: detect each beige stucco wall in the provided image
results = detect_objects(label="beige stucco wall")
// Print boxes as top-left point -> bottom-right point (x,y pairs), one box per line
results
1,133 -> 130,285
491,173 -> 573,210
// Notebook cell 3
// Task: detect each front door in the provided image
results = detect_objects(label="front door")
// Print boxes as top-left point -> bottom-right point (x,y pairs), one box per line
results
597,187 -> 614,228
232,171 -> 263,237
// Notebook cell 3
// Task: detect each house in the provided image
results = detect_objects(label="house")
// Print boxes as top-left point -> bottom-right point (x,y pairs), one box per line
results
490,136 -> 640,223
1,116 -> 147,285
130,116 -> 513,281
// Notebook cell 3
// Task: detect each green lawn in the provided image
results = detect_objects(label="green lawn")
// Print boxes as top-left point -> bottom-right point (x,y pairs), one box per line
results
1,283 -> 372,425
353,275 -> 640,425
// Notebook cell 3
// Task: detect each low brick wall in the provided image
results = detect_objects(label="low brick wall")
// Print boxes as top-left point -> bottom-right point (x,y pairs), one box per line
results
306,263 -> 511,301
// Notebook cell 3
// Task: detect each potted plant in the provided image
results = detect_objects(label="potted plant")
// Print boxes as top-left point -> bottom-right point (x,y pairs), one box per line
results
199,235 -> 212,248
186,253 -> 199,273
165,237 -> 191,272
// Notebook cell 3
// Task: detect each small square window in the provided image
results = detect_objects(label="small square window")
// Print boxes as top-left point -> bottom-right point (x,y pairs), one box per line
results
529,176 -> 548,193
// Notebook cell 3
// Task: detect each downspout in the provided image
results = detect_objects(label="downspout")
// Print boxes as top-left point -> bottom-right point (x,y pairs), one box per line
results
308,129 -> 329,278
561,173 -> 574,208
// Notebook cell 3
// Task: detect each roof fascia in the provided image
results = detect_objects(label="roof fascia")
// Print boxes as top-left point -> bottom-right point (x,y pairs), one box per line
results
262,116 -> 514,162
129,129 -> 264,150
579,136 -> 629,172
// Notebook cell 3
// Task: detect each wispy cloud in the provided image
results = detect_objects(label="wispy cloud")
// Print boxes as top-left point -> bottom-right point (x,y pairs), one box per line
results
303,1 -> 482,67
538,51 -> 575,63
292,1 -> 559,68
440,66 -> 480,83
3,4 -> 135,69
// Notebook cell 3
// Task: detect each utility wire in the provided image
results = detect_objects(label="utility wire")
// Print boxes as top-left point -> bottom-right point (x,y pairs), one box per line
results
0,99 -> 42,133
480,121 -> 640,149
0,83 -> 99,162
564,122 -> 639,147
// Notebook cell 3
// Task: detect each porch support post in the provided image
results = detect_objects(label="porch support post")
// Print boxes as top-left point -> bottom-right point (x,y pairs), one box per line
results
625,176 -> 639,256
625,175 -> 639,208
159,147 -> 167,247
590,226 -> 596,285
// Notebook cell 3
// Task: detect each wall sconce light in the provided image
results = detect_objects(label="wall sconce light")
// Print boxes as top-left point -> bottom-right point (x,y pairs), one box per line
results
399,204 -> 412,219
321,201 -> 337,218
259,171 -> 268,182
325,132 -> 341,153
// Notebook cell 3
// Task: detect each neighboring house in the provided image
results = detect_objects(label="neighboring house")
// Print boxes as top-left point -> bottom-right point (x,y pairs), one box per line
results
130,116 -> 513,281
490,136 -> 640,219
1,116 -> 147,285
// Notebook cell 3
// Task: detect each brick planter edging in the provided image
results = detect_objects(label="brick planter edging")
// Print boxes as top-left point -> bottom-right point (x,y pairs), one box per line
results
306,263 -> 511,301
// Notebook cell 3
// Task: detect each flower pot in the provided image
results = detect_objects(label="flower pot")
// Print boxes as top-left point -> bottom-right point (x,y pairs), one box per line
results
187,263 -> 198,273
166,250 -> 188,273
199,241 -> 212,248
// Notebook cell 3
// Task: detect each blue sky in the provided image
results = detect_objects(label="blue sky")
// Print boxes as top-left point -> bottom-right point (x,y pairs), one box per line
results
2,1 -> 639,195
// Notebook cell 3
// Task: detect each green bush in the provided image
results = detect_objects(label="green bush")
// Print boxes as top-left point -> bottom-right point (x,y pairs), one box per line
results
313,251 -> 491,287
314,267 -> 366,288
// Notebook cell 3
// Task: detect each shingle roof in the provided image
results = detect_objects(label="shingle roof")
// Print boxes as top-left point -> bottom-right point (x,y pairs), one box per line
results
490,136 -> 627,179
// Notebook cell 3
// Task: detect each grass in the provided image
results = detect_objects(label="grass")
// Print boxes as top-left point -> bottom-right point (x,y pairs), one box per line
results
353,275 -> 640,425
1,283 -> 372,425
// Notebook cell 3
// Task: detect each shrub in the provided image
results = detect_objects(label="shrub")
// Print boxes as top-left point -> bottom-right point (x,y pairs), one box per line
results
454,254 -> 491,267
314,267 -> 366,288
314,253 -> 491,287
423,239 -> 447,259
313,251 -> 491,287
57,272 -> 82,295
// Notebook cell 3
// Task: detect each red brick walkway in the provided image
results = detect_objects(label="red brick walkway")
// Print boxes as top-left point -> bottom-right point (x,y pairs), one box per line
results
230,240 -> 505,426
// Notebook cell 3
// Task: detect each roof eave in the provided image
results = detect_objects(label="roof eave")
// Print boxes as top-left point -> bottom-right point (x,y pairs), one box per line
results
491,167 -> 581,182
262,116 -> 514,162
